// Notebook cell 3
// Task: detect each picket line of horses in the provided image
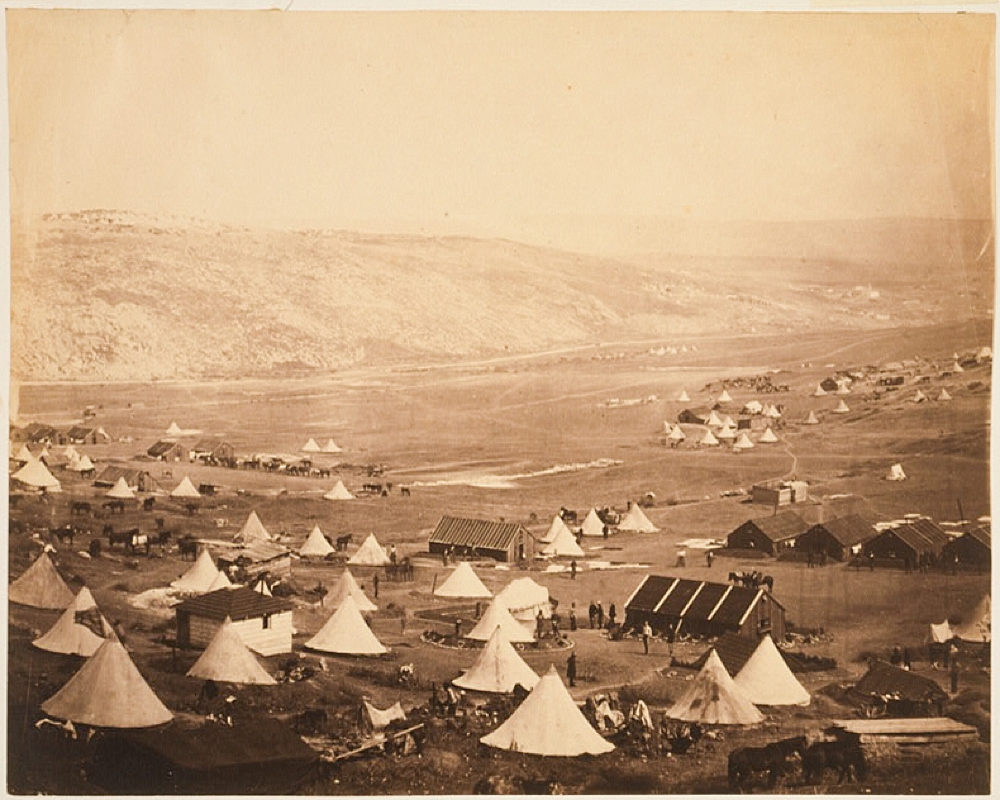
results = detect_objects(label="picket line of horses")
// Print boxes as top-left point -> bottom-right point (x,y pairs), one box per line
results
729,570 -> 774,593
728,733 -> 867,791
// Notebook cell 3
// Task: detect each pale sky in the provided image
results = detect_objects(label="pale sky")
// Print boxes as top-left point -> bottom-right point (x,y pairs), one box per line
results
7,10 -> 995,247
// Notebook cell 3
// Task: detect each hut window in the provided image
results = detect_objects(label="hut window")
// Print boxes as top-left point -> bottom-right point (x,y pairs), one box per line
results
262,614 -> 270,629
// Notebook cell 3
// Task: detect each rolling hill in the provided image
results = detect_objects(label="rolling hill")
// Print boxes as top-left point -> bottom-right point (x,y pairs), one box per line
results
10,211 -> 992,381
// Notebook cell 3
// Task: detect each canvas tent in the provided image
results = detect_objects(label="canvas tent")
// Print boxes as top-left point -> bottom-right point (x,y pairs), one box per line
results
700,428 -> 720,446
171,549 -> 225,594
950,595 -> 991,643
497,577 -> 551,622
813,384 -> 827,397
12,458 -> 61,491
836,382 -> 851,395
301,438 -> 321,453
359,701 -> 405,734
186,617 -> 276,685
467,598 -> 535,643
206,571 -> 232,592
677,390 -> 691,403
733,432 -> 755,451
348,533 -> 391,567
832,399 -> 850,414
669,425 -> 686,442
759,427 -> 779,444
10,552 -> 75,609
887,463 -> 907,482
234,511 -> 271,544
716,424 -> 736,441
166,422 -> 184,437
618,504 -> 659,533
324,480 -> 355,500
733,636 -> 809,706
580,508 -> 607,538
540,525 -> 585,558
938,389 -> 952,401
454,626 -> 540,694
913,390 -> 927,403
41,638 -> 173,729
14,443 -> 34,463
717,389 -> 733,404
480,665 -> 614,756
305,595 -> 386,655
804,410 -> 819,425
299,526 -> 335,558
540,514 -> 574,545
742,400 -> 763,415
663,421 -> 674,435
666,650 -> 763,725
434,561 -> 492,600
170,477 -> 201,499
706,410 -> 724,428
106,476 -> 136,499
323,569 -> 377,612
321,439 -> 342,453
34,587 -> 111,657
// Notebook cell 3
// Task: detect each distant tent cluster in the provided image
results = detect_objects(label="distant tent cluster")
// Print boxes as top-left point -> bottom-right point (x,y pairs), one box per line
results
302,438 -> 342,453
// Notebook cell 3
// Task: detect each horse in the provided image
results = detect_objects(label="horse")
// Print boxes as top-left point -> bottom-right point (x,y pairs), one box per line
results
88,539 -> 102,559
142,497 -> 156,512
559,507 -> 578,524
400,486 -> 411,497
185,502 -> 198,516
51,525 -> 78,547
71,501 -> 92,517
760,575 -> 774,592
102,499 -> 126,515
336,534 -> 353,552
801,739 -> 867,785
728,735 -> 807,791
178,536 -> 199,560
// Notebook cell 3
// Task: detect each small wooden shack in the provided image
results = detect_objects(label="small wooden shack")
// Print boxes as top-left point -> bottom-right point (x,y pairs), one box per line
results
428,516 -> 534,563
175,586 -> 293,656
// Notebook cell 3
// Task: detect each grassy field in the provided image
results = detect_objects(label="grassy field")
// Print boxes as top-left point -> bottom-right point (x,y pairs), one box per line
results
8,319 -> 992,793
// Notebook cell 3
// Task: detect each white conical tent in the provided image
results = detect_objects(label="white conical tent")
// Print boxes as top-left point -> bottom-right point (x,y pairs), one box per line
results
764,404 -> 782,419
235,511 -> 271,544
540,514 -> 574,544
952,361 -> 965,373
170,476 -> 201,499
33,587 -> 110,657
618,504 -> 659,533
324,569 -> 378,612
434,561 -> 492,599
887,463 -> 907,481
187,617 -> 276,685
10,552 -> 75,609
305,594 -> 387,655
666,650 -> 763,725
497,577 -> 551,622
669,425 -> 686,442
663,421 -> 674,435
677,390 -> 691,403
301,438 -> 321,452
700,428 -> 720,446
348,533 -> 391,566
832,399 -> 850,414
813,384 -> 827,397
300,525 -> 335,558
716,424 -> 736,441
742,400 -> 763,415
913,390 -> 927,403
454,626 -> 540,694
14,443 -> 34,463
938,389 -> 952,401
71,455 -> 95,472
324,480 -> 355,500
759,427 -> 779,444
541,525 -> 585,558
722,415 -> 736,428
165,421 -> 183,437
717,389 -> 733,404
733,636 -> 810,706
12,458 -> 61,490
580,509 -> 607,538
171,549 -> 223,594
836,382 -> 851,395
951,595 -> 991,643
733,432 -> 755,450
253,577 -> 272,596
804,410 -> 820,425
41,638 -> 173,729
106,477 -> 135,499
322,439 -> 342,453
480,665 -> 614,756
467,598 -> 535,643
706,410 -> 724,428
63,444 -> 80,462
206,571 -> 232,592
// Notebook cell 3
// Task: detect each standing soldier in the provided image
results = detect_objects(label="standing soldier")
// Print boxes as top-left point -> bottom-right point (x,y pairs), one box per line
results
372,572 -> 380,599
642,620 -> 652,655
597,602 -> 605,629
588,601 -> 597,629
570,560 -> 577,580
567,652 -> 578,688
570,601 -> 578,631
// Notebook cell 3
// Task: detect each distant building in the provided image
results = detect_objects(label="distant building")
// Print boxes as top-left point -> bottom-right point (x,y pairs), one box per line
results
797,515 -> 878,561
94,465 -> 158,492
428,516 -> 534,563
751,479 -> 809,507
147,440 -> 187,462
726,510 -> 810,556
175,586 -> 294,656
623,575 -> 786,641
12,422 -> 59,444
863,519 -> 950,566
190,439 -> 235,462
941,526 -> 990,571
63,426 -> 111,445
677,408 -> 711,425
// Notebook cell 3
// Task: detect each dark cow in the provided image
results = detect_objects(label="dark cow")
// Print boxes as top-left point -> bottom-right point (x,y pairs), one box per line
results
71,501 -> 92,517
802,739 -> 867,785
336,534 -> 353,552
102,499 -> 126,515
143,497 -> 156,512
178,536 -> 199,560
728,736 -> 807,791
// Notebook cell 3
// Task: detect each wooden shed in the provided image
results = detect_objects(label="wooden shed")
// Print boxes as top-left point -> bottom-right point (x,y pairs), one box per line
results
726,511 -> 810,556
191,439 -> 235,463
797,515 -> 878,561
428,516 -> 533,563
623,575 -> 786,641
863,520 -> 950,567
147,440 -> 187,462
751,479 -> 809,507
941,527 -> 990,572
175,586 -> 293,656
94,465 -> 158,492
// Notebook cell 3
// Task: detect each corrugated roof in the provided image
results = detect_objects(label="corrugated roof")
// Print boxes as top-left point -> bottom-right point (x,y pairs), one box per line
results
748,511 -> 810,542
626,576 -> 677,613
625,576 -> 781,628
851,660 -> 947,702
66,426 -> 100,440
964,527 -> 991,549
429,516 -> 526,551
192,439 -> 229,452
685,582 -> 729,619
809,515 -> 877,547
877,521 -> 950,555
148,440 -> 181,457
94,465 -> 150,487
712,586 -> 767,626
656,579 -> 702,616
175,586 -> 292,621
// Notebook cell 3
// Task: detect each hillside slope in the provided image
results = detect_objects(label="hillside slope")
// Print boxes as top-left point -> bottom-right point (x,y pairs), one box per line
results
10,212 -> 991,381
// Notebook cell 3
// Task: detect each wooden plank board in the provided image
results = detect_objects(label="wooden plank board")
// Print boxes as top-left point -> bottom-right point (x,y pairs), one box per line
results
831,717 -> 977,736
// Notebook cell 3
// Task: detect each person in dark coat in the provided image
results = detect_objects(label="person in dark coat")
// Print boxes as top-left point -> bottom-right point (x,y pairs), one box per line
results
597,602 -> 604,629
589,601 -> 597,629
608,603 -> 617,628
372,573 -> 380,599
566,653 -> 577,687
570,560 -> 577,580
570,601 -> 577,631
950,657 -> 960,694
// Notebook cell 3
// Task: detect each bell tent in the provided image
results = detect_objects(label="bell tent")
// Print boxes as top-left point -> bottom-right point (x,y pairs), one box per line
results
733,636 -> 810,706
540,514 -> 574,544
170,476 -> 201,499
804,410 -> 820,425
700,428 -> 720,447
480,665 -> 614,756
41,638 -> 173,729
887,463 -> 907,482
717,389 -> 733,405
618,504 -> 659,533
669,425 -> 687,442
677,390 -> 691,403
717,424 -> 736,441
541,525 -> 585,558
324,480 -> 355,500
733,432 -> 755,451
913,390 -> 927,403
12,458 -> 61,491
301,438 -> 321,453
300,526 -> 335,558
33,587 -> 111,657
813,384 -> 827,397
165,422 -> 184,437
497,577 -> 551,622
186,617 -> 277,685
106,477 -> 135,499
454,626 -> 540,694
10,552 -> 75,609
666,650 -> 763,725
234,511 -> 271,544
348,533 -> 391,567
938,389 -> 952,401
171,549 -> 224,594
321,439 -> 343,453
434,561 -> 492,600
305,595 -> 386,656
706,410 -> 724,428
759,427 -> 779,444
323,569 -> 377,612
467,598 -> 535,644
580,508 -> 607,538
832,399 -> 850,414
